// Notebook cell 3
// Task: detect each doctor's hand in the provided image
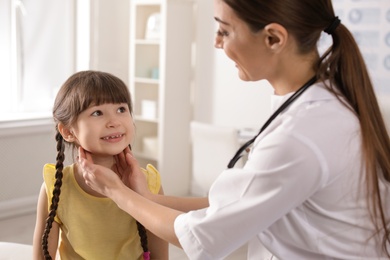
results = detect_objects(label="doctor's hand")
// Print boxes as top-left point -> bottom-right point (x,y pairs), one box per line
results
112,146 -> 134,187
113,147 -> 152,197
78,147 -> 126,198
79,146 -> 151,198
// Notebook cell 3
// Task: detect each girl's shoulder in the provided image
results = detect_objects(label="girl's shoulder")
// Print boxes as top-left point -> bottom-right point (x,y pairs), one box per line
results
42,163 -> 73,184
141,164 -> 161,194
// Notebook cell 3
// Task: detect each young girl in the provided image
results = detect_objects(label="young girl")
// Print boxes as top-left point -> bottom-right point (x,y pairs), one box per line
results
32,70 -> 168,260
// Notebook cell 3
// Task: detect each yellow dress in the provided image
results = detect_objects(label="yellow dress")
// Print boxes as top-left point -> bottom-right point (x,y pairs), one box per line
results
43,163 -> 161,260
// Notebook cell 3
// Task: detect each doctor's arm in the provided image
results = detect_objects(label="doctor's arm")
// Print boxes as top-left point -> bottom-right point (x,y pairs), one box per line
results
112,146 -> 209,212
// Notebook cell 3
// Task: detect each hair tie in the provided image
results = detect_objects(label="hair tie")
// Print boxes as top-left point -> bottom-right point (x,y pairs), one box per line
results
143,251 -> 151,260
324,16 -> 341,35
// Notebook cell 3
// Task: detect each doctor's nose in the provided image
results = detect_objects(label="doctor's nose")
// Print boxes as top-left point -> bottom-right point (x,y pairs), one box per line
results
214,36 -> 223,49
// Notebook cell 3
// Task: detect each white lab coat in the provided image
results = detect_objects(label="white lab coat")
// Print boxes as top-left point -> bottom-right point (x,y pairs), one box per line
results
174,82 -> 390,259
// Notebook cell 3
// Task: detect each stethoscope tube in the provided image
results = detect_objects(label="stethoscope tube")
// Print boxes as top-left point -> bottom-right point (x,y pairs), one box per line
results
227,76 -> 317,169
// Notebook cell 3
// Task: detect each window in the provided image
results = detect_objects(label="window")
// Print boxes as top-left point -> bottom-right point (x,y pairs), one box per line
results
0,0 -> 77,121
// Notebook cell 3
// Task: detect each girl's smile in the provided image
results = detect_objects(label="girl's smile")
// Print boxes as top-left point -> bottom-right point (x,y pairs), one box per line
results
101,132 -> 125,142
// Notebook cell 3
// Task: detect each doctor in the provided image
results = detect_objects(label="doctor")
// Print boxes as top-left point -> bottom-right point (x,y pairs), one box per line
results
80,0 -> 390,258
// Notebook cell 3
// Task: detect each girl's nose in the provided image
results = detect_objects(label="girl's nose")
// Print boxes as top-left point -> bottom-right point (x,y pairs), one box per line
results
106,118 -> 120,128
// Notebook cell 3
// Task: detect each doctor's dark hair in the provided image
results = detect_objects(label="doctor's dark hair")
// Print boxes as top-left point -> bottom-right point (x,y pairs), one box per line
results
223,0 -> 390,256
41,70 -> 149,259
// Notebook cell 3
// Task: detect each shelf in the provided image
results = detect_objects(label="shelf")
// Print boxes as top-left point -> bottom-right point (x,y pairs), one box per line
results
134,44 -> 160,78
129,0 -> 194,195
134,77 -> 159,84
134,115 -> 159,123
135,39 -> 160,45
133,3 -> 161,40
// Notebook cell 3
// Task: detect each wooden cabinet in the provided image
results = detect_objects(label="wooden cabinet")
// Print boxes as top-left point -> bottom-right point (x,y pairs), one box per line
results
129,0 -> 194,195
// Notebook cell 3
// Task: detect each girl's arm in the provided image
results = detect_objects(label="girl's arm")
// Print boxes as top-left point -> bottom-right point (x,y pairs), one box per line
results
147,228 -> 169,260
147,186 -> 168,259
32,184 -> 59,260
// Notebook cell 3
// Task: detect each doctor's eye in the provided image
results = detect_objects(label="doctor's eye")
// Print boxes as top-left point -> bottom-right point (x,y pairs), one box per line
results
216,29 -> 229,37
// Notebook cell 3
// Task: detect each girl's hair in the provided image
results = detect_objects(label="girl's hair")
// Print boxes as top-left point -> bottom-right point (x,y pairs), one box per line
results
223,0 -> 390,256
42,70 -> 149,259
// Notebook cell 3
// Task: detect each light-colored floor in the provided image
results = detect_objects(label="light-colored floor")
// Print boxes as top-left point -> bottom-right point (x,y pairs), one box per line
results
0,213 -> 247,259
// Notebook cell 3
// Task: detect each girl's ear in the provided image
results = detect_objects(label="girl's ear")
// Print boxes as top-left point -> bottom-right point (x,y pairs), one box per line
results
58,123 -> 76,143
263,23 -> 288,52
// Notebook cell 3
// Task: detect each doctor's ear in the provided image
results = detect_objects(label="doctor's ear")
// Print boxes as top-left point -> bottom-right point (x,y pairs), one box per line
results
57,123 -> 76,142
263,23 -> 288,52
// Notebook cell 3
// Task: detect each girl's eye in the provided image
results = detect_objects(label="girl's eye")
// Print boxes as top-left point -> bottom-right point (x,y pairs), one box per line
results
91,110 -> 102,116
216,29 -> 229,37
117,106 -> 127,113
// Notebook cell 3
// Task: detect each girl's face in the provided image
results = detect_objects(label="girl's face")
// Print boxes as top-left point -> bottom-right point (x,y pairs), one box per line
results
69,103 -> 134,157
213,0 -> 272,81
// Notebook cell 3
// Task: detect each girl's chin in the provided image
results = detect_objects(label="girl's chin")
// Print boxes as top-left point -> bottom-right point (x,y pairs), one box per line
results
86,149 -> 126,157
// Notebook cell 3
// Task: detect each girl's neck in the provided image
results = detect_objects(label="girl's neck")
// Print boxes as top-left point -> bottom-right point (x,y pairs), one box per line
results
89,154 -> 115,169
74,154 -> 115,197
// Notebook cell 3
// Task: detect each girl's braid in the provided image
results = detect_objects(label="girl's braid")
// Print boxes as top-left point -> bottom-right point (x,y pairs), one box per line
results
42,131 -> 65,260
137,221 -> 149,252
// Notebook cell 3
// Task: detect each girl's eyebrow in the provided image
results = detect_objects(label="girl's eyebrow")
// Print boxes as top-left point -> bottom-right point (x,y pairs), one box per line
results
214,17 -> 230,26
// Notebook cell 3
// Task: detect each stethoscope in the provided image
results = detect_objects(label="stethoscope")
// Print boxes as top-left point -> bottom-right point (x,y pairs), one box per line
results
227,75 -> 317,169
